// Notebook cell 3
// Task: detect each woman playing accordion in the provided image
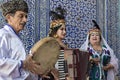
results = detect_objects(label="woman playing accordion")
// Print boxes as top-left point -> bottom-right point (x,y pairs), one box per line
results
42,5 -> 70,80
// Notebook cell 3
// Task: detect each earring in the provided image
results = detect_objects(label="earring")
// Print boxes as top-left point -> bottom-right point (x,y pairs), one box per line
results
54,34 -> 58,38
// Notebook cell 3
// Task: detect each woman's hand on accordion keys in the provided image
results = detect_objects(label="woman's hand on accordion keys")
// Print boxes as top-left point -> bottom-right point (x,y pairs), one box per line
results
22,54 -> 43,75
50,68 -> 59,80
65,73 -> 72,80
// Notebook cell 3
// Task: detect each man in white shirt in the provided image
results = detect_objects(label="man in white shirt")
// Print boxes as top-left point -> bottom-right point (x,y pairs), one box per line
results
0,0 -> 43,80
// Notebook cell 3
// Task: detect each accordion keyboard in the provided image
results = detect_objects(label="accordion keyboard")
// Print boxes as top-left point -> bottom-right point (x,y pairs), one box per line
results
57,50 -> 67,80
55,49 -> 89,80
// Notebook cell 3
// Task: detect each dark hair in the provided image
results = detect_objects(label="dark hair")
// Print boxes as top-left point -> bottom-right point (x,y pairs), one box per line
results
49,25 -> 62,37
0,0 -> 28,16
48,5 -> 66,37
49,5 -> 66,21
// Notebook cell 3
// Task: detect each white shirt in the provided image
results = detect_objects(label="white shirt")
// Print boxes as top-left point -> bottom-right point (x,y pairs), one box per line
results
0,25 -> 29,80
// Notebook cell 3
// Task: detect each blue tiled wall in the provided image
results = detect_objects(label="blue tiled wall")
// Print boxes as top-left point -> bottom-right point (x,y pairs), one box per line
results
0,0 -> 120,75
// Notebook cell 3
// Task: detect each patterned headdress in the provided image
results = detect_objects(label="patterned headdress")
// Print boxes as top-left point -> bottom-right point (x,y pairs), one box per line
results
0,0 -> 28,16
88,20 -> 101,35
48,5 -> 66,37
80,20 -> 118,77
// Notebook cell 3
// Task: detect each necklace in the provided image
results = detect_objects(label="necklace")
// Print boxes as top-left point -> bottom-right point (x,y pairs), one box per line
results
93,46 -> 102,53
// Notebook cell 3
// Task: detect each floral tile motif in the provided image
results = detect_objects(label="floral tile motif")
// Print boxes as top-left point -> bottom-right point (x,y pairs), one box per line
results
0,0 -> 120,75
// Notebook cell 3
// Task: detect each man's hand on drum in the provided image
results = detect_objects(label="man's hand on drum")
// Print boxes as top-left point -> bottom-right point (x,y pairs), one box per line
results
22,53 -> 43,75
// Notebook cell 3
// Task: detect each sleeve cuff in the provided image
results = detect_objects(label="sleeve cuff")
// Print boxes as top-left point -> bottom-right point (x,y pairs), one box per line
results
19,60 -> 23,69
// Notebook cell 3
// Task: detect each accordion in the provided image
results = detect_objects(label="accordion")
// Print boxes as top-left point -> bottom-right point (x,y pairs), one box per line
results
57,49 -> 89,80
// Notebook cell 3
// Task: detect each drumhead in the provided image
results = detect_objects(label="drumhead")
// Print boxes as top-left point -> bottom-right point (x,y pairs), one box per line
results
30,37 -> 60,75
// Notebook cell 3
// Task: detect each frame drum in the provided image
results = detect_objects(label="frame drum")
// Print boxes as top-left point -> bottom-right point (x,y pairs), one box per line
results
30,37 -> 60,75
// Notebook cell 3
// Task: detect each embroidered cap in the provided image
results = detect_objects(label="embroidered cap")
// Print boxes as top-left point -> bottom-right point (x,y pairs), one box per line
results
0,0 -> 28,16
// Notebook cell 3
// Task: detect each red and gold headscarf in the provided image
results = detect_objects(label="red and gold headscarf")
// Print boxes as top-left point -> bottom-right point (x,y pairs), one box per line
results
88,28 -> 101,35
50,19 -> 65,29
